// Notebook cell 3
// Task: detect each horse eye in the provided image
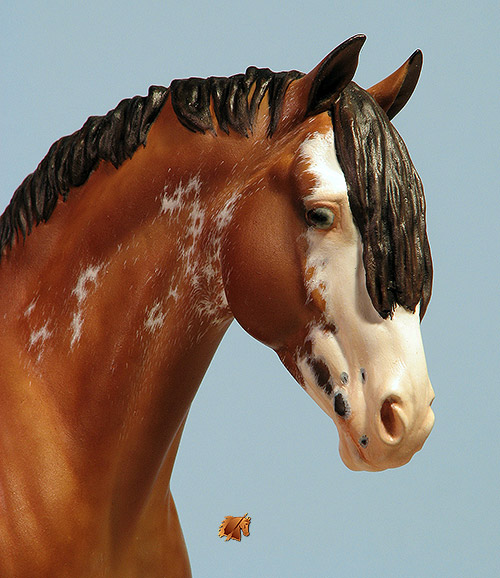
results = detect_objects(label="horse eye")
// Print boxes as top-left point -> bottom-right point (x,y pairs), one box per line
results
306,207 -> 336,230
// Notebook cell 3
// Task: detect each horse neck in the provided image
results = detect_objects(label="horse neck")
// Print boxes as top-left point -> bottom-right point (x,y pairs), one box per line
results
0,108 -> 258,546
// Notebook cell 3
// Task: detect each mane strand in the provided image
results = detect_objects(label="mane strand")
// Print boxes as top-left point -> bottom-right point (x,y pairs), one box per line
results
169,67 -> 303,137
0,85 -> 169,255
0,67 -> 303,259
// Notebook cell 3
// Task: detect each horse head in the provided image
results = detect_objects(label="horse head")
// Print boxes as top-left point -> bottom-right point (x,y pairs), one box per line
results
220,36 -> 434,471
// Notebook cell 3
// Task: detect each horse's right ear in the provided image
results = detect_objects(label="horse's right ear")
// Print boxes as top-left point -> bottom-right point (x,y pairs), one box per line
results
367,50 -> 423,119
279,35 -> 365,130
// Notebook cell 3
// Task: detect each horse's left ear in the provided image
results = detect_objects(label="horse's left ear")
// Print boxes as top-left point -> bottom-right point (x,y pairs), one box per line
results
304,34 -> 367,117
367,50 -> 423,119
279,35 -> 366,129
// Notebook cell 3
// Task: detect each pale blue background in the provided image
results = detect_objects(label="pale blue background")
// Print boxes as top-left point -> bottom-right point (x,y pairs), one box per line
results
1,1 -> 499,576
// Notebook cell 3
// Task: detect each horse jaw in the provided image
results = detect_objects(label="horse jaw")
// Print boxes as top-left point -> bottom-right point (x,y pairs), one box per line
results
293,129 -> 435,472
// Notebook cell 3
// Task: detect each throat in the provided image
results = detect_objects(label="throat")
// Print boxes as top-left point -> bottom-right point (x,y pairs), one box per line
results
104,301 -> 231,556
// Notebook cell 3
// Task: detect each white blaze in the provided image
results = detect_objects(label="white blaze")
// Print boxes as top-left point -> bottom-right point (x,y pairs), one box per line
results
297,129 -> 434,471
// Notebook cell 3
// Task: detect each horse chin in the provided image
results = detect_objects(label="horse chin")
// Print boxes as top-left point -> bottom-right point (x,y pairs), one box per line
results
337,425 -> 424,472
338,433 -> 386,472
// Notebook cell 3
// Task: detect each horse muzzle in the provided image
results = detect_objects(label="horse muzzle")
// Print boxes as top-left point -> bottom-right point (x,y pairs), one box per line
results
289,305 -> 436,472
336,380 -> 435,471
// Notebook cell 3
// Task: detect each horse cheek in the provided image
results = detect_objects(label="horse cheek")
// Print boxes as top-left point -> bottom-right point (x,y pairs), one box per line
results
220,191 -> 309,349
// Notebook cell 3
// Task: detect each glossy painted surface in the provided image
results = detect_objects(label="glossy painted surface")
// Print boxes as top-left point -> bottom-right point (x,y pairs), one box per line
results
0,38 -> 432,576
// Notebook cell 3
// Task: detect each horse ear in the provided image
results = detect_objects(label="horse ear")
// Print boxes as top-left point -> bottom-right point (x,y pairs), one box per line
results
279,35 -> 366,128
305,34 -> 366,117
367,50 -> 423,119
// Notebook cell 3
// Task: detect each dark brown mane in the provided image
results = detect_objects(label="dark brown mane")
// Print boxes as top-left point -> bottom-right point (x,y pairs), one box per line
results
333,82 -> 432,319
170,66 -> 303,136
0,67 -> 303,257
0,86 -> 169,255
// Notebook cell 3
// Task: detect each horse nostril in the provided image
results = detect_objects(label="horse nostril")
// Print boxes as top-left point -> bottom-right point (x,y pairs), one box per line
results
380,396 -> 404,441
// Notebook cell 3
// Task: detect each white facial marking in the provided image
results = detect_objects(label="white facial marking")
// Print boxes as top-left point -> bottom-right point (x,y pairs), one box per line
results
300,130 -> 348,202
293,129 -> 434,471
300,130 -> 359,323
295,322 -> 347,416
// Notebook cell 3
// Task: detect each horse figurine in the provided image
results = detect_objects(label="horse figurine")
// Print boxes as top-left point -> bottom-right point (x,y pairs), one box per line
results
0,35 -> 435,576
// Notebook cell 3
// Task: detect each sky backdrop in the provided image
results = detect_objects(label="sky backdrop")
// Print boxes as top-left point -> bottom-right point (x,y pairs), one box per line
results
2,1 -> 499,576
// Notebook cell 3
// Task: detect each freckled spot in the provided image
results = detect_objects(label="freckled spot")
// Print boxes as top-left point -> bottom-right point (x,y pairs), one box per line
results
309,287 -> 326,311
70,262 -> 106,348
305,267 -> 316,283
29,323 -> 52,350
334,392 -> 350,417
73,265 -> 103,304
167,286 -> 179,302
145,302 -> 166,333
159,176 -> 242,325
303,339 -> 313,356
161,175 -> 202,216
309,357 -> 332,395
24,299 -> 38,318
70,312 -> 83,348
359,435 -> 369,448
323,322 -> 337,334
28,322 -> 53,363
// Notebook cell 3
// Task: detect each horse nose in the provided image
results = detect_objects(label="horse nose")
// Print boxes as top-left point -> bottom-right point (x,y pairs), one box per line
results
336,378 -> 435,471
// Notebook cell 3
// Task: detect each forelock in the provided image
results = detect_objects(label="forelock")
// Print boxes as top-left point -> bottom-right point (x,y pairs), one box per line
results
332,82 -> 432,319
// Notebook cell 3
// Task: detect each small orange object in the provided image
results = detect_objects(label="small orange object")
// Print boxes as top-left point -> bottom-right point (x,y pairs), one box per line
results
218,513 -> 251,541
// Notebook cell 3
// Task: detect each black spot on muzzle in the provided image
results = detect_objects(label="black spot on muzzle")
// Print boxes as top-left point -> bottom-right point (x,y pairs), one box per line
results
309,358 -> 333,396
334,392 -> 350,417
